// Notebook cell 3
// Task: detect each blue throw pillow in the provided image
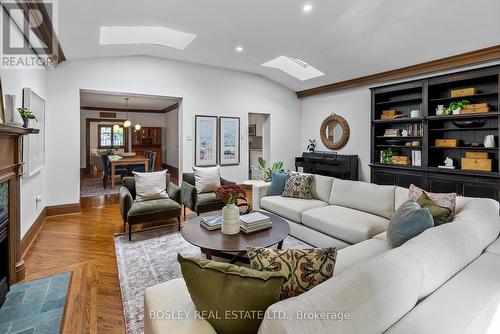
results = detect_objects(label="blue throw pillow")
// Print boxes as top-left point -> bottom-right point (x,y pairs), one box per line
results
267,172 -> 288,196
387,200 -> 434,248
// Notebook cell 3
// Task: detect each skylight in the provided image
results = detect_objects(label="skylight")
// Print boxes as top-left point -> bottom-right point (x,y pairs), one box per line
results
261,56 -> 324,81
99,26 -> 196,50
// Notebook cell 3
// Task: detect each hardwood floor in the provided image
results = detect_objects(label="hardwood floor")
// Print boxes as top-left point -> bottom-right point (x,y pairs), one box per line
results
22,195 -> 189,333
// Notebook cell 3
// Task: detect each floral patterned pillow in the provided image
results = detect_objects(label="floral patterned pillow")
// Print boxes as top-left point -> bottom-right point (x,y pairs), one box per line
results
247,246 -> 336,299
409,184 -> 456,212
281,173 -> 314,199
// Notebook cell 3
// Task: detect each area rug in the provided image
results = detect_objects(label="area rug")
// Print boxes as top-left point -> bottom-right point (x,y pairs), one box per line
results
0,272 -> 71,333
80,176 -> 122,197
114,225 -> 311,334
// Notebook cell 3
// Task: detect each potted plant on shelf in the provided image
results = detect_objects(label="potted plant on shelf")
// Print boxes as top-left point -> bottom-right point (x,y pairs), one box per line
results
257,157 -> 284,182
215,184 -> 246,235
381,148 -> 395,164
16,107 -> 37,128
443,100 -> 469,116
307,139 -> 316,153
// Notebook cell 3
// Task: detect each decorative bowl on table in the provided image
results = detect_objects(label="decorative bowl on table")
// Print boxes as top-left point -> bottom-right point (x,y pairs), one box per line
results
118,152 -> 136,157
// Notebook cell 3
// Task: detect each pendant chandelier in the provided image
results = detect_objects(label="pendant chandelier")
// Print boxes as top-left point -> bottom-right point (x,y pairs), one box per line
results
123,97 -> 131,128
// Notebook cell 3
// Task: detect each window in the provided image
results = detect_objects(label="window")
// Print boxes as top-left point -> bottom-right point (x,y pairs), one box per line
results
98,125 -> 124,148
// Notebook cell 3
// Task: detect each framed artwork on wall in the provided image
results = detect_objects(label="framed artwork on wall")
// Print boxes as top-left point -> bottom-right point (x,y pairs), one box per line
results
22,88 -> 45,177
195,115 -> 218,166
219,116 -> 240,165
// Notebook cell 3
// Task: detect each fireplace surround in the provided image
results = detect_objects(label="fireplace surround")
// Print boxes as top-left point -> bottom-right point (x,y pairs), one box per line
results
0,123 -> 38,307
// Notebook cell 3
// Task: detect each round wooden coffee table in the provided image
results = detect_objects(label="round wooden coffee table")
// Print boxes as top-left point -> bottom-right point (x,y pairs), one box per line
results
182,211 -> 290,263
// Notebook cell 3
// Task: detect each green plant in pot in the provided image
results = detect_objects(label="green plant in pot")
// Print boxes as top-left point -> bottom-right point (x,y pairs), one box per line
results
381,148 -> 395,164
16,107 -> 37,128
443,100 -> 469,116
258,157 -> 284,182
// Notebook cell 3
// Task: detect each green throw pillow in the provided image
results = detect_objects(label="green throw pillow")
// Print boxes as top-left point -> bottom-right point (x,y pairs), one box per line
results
178,254 -> 286,334
417,192 -> 454,226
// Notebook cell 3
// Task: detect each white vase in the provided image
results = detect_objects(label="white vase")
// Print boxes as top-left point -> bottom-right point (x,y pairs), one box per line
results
452,108 -> 461,115
221,204 -> 240,235
484,135 -> 496,148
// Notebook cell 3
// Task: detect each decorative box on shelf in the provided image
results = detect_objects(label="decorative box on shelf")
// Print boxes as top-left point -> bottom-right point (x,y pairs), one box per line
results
465,152 -> 489,159
451,87 -> 477,97
391,156 -> 410,165
435,139 -> 459,147
461,158 -> 492,172
381,109 -> 397,119
461,103 -> 490,114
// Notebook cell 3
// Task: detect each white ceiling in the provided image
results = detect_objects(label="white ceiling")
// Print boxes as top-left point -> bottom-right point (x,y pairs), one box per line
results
80,90 -> 178,110
58,0 -> 500,91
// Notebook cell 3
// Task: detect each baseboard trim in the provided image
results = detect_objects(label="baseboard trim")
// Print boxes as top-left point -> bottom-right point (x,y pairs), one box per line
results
21,207 -> 47,257
46,203 -> 82,216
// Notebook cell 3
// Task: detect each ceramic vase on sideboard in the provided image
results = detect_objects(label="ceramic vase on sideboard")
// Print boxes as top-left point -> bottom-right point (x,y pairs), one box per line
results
221,204 -> 240,235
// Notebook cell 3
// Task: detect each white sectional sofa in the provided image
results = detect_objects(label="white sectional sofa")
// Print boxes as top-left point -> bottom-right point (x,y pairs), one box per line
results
252,175 -> 401,248
144,177 -> 500,334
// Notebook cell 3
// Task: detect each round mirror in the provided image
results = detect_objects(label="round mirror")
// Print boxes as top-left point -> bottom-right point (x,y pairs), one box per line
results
320,114 -> 350,150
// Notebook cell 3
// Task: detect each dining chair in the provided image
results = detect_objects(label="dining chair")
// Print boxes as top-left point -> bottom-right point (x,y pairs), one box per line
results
132,151 -> 157,173
102,154 -> 128,189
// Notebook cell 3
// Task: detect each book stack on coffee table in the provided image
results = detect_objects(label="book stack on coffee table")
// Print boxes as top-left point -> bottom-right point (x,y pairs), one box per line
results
240,212 -> 272,233
200,215 -> 222,231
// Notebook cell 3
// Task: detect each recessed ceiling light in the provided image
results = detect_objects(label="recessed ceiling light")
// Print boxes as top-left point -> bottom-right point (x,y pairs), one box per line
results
262,56 -> 324,81
303,4 -> 313,13
99,26 -> 196,50
235,46 -> 244,53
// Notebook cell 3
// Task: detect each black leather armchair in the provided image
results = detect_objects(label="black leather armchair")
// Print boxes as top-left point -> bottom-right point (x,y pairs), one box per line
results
181,172 -> 234,218
120,173 -> 182,240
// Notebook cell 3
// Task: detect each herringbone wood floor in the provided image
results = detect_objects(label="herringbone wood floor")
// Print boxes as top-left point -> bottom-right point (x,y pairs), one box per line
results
22,194 -> 189,333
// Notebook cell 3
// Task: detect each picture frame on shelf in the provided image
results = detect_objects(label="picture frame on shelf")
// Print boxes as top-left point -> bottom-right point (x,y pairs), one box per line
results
219,116 -> 240,165
195,115 -> 218,166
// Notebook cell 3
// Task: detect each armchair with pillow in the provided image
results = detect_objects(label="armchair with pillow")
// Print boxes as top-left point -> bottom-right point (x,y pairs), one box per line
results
181,166 -> 235,218
120,170 -> 182,240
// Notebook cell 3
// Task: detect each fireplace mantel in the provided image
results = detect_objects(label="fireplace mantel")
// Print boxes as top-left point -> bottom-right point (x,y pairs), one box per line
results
0,124 -> 39,289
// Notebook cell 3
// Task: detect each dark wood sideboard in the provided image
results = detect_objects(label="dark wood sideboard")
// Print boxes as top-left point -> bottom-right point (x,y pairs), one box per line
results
295,152 -> 358,180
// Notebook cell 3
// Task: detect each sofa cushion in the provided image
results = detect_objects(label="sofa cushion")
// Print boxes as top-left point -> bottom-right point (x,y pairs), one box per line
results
387,252 -> 500,334
282,173 -> 314,199
311,174 -> 334,202
409,184 -> 456,212
486,236 -> 500,256
127,198 -> 181,225
268,172 -> 288,196
247,246 -> 336,299
144,278 -> 216,334
416,192 -> 453,226
259,246 -> 424,334
193,166 -> 221,193
178,254 -> 285,334
329,179 -> 395,219
133,170 -> 168,201
386,200 -> 434,248
302,205 -> 390,244
260,196 -> 327,223
395,186 -> 409,211
334,238 -> 390,275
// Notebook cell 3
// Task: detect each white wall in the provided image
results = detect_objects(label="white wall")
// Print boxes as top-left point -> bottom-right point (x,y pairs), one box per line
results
1,68 -> 47,237
46,56 -> 301,206
79,109 -> 172,168
164,108 -> 179,167
300,88 -> 371,181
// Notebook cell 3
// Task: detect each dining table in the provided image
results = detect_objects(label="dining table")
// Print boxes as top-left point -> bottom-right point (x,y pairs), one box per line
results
110,156 -> 149,188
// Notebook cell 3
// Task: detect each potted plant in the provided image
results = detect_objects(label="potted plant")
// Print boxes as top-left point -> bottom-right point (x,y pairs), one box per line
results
258,158 -> 284,182
381,148 -> 395,164
215,184 -> 246,235
307,139 -> 316,153
444,100 -> 469,115
16,107 -> 37,128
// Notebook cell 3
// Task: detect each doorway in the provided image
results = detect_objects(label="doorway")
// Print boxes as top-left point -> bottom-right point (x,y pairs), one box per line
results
248,113 -> 270,180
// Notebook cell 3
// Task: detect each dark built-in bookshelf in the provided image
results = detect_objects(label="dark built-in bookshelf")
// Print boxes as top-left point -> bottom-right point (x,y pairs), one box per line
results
370,65 -> 500,201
